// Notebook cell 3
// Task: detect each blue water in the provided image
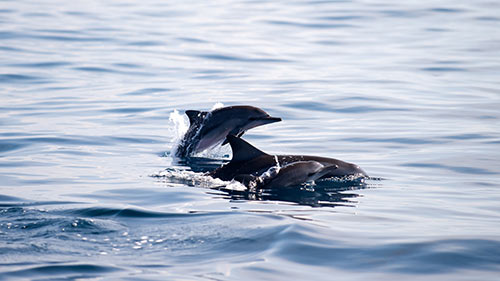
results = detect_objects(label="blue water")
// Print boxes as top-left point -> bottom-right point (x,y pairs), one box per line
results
1,0 -> 500,280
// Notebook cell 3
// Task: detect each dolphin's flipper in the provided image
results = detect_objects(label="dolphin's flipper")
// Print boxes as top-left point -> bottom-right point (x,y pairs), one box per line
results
185,110 -> 208,126
226,135 -> 269,163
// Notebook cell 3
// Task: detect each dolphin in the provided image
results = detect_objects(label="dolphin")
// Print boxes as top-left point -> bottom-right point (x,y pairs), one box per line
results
210,135 -> 368,182
234,161 -> 340,189
175,105 -> 281,157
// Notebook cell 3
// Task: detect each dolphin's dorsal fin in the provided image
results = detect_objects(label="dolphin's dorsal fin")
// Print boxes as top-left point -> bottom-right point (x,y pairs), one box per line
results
227,135 -> 268,163
185,110 -> 208,126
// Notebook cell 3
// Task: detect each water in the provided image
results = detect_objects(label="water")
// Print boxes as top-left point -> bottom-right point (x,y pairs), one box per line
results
1,0 -> 500,279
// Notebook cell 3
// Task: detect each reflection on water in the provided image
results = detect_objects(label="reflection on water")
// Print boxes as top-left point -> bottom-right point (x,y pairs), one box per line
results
216,184 -> 364,208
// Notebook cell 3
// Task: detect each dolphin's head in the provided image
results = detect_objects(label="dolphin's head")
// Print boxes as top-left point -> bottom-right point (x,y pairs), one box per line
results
299,161 -> 325,176
236,106 -> 282,131
274,161 -> 332,188
327,162 -> 368,178
212,106 -> 281,143
345,163 -> 368,177
308,163 -> 339,180
197,105 -> 282,149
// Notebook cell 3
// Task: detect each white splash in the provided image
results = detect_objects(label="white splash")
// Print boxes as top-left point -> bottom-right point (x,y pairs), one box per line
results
210,102 -> 224,110
167,110 -> 189,156
153,168 -> 246,191
225,180 -> 248,191
195,145 -> 231,159
167,103 -> 227,158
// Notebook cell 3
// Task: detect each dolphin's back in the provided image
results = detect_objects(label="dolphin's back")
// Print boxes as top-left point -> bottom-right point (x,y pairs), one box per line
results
278,155 -> 367,177
211,135 -> 367,181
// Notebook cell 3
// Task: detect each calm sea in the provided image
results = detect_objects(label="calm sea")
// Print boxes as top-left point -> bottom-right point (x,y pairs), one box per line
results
1,0 -> 500,280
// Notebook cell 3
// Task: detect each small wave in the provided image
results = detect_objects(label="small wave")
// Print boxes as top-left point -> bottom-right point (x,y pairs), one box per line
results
421,67 -> 467,72
126,40 -> 164,46
0,207 -> 125,235
0,135 -> 162,153
0,74 -> 44,84
0,194 -> 23,202
122,87 -> 171,96
73,66 -> 116,73
266,20 -> 355,29
0,142 -> 28,154
196,53 -> 290,63
0,200 -> 76,208
274,235 -> 500,274
63,206 -> 205,219
342,137 -> 440,145
6,136 -> 108,147
402,162 -> 495,175
34,34 -> 111,42
0,263 -> 120,279
429,7 -> 465,14
283,101 -> 407,114
104,107 -> 160,114
8,61 -> 71,68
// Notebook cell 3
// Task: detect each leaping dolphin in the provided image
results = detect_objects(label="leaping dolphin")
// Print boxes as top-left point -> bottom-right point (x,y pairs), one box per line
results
210,135 -> 368,183
175,106 -> 281,157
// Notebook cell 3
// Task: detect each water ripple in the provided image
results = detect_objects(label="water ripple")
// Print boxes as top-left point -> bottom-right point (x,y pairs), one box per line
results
0,142 -> 28,154
0,136 -> 162,155
266,20 -> 355,29
0,264 -> 120,279
276,237 -> 500,273
421,67 -> 467,72
0,74 -> 44,83
343,137 -> 441,145
122,88 -> 172,96
402,162 -> 496,175
196,53 -> 291,63
8,62 -> 71,68
62,207 -> 224,219
283,101 -> 407,113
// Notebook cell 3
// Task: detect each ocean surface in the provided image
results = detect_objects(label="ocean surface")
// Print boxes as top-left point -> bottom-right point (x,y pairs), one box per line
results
1,0 -> 500,280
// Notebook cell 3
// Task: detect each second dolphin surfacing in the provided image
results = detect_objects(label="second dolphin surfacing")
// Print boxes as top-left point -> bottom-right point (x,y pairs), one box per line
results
233,161 -> 340,189
211,135 -> 368,187
175,106 -> 281,158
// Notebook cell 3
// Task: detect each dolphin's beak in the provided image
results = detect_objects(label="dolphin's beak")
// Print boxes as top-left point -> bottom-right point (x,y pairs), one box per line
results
254,116 -> 282,124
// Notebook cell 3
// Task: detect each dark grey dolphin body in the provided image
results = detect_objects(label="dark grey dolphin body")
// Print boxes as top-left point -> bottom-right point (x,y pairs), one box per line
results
210,135 -> 368,183
234,161 -> 340,189
175,106 -> 281,157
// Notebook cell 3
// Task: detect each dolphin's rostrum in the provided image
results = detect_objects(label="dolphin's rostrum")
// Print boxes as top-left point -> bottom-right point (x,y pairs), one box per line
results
211,135 -> 367,187
175,105 -> 281,157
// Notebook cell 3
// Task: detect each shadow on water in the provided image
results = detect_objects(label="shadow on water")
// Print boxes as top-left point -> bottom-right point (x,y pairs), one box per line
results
161,156 -> 372,208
